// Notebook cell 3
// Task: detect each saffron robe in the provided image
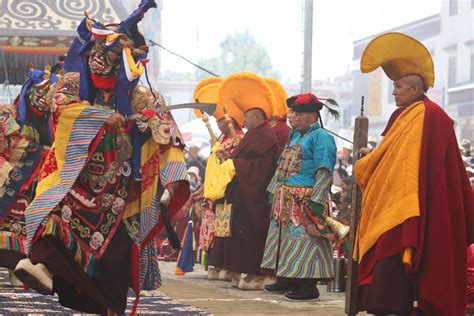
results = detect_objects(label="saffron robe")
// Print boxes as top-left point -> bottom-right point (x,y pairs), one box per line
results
355,97 -> 474,315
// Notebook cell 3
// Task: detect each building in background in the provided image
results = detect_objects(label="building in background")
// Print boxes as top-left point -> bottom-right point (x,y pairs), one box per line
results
0,0 -> 127,103
352,0 -> 474,141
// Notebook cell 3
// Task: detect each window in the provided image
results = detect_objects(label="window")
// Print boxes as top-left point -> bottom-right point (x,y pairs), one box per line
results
450,0 -> 458,15
448,56 -> 457,87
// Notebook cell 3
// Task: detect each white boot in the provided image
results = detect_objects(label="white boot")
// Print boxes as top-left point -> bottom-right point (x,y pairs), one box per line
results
230,272 -> 241,288
238,273 -> 265,291
218,269 -> 232,281
207,267 -> 220,280
8,269 -> 23,287
14,258 -> 53,294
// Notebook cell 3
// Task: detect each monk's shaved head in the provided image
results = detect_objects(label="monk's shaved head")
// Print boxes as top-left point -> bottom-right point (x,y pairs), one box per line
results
398,75 -> 426,95
247,108 -> 265,120
392,74 -> 426,107
243,108 -> 266,130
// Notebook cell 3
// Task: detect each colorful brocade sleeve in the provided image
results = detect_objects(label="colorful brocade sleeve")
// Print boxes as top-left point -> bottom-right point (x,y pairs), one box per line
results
159,146 -> 187,188
266,168 -> 280,195
308,167 -> 332,205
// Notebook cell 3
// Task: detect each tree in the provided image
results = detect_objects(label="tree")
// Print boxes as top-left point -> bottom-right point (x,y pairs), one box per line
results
197,31 -> 280,79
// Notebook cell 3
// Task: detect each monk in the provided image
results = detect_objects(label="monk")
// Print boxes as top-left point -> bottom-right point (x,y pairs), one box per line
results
216,107 -> 280,289
190,77 -> 245,281
355,32 -> 474,315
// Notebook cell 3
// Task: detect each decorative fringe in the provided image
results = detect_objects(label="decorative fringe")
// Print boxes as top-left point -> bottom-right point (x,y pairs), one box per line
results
0,232 -> 27,254
42,218 -> 97,276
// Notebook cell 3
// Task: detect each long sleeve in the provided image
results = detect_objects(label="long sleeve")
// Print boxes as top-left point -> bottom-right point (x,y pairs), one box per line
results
159,146 -> 188,188
309,168 -> 332,205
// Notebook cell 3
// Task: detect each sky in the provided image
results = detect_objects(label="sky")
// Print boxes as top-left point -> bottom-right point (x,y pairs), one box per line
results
158,0 -> 443,83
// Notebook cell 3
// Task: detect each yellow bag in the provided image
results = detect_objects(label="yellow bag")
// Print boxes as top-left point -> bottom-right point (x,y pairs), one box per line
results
203,142 -> 235,199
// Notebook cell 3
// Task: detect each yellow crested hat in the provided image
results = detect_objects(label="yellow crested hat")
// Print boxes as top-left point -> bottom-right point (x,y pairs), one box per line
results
218,72 -> 276,119
265,77 -> 288,118
360,32 -> 434,90
193,77 -> 223,102
193,77 -> 244,127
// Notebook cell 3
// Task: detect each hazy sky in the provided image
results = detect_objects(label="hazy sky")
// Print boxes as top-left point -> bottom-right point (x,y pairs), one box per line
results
158,0 -> 443,83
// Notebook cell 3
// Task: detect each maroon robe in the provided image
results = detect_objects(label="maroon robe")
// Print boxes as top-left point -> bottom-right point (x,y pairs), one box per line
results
358,96 -> 474,315
210,122 -> 280,274
271,119 -> 290,153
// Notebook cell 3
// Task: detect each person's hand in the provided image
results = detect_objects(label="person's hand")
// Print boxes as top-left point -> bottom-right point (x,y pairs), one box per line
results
106,113 -> 126,130
359,147 -> 373,157
216,149 -> 230,161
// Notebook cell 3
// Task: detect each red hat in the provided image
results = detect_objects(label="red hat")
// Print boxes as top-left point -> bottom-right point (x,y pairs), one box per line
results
287,92 -> 323,112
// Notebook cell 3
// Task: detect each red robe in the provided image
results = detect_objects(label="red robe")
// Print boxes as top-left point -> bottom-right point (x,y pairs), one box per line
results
210,122 -> 280,274
358,96 -> 474,315
271,119 -> 290,153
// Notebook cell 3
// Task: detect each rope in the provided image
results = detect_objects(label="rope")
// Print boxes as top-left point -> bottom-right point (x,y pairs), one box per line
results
148,40 -> 220,77
147,39 -> 354,145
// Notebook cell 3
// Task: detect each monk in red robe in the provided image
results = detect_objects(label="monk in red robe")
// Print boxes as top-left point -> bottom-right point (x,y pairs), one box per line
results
216,108 -> 280,289
354,32 -> 474,315
212,72 -> 281,290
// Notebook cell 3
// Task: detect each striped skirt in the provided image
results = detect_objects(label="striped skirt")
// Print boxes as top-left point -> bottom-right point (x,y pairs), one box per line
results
261,220 -> 334,279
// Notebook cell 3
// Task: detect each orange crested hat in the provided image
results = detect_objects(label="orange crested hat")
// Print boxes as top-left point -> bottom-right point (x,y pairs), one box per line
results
360,32 -> 434,90
193,77 -> 244,127
265,77 -> 288,119
218,72 -> 276,119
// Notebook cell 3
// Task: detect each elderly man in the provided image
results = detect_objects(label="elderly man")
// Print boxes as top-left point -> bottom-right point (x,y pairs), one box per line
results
261,92 -> 338,301
354,32 -> 473,315
211,72 -> 280,290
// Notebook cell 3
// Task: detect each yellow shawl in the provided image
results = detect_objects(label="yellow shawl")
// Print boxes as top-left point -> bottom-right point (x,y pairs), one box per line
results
354,101 -> 425,262
203,142 -> 235,199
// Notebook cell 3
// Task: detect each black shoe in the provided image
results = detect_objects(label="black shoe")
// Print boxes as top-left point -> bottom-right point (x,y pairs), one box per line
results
264,279 -> 296,294
284,286 -> 320,302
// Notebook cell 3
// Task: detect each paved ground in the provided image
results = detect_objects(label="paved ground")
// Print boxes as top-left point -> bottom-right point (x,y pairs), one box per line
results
0,266 -> 205,315
158,261 -> 353,315
0,261 -> 362,315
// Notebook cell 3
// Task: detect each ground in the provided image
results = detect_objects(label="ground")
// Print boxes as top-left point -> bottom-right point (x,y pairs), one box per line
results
0,261 -> 359,315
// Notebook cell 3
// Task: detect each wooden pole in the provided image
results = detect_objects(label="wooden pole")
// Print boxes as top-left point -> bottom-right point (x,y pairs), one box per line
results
345,96 -> 369,315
